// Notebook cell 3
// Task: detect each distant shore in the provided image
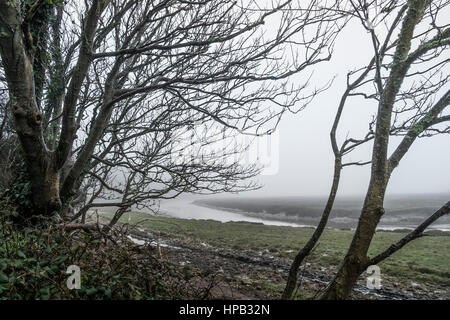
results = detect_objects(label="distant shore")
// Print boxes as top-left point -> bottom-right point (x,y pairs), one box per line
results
191,196 -> 450,232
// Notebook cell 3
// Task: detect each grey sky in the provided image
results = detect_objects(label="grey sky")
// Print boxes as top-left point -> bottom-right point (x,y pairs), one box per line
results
243,18 -> 450,198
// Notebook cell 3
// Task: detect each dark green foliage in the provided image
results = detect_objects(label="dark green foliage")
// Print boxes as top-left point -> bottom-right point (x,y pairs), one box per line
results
3,160 -> 35,217
0,200 -> 203,300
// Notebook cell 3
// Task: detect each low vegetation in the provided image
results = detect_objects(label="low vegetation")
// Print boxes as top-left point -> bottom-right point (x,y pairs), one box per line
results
105,210 -> 450,288
0,201 -> 212,300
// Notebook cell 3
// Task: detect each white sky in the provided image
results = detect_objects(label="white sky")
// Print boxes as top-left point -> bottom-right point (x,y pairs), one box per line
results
243,17 -> 450,198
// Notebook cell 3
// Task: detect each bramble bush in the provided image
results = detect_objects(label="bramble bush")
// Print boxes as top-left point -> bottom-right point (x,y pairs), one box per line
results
0,198 -> 209,300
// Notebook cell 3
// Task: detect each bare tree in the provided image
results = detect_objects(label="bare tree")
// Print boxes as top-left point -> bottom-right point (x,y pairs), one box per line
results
283,0 -> 412,299
282,30 -> 377,299
0,0 -> 340,218
319,0 -> 450,299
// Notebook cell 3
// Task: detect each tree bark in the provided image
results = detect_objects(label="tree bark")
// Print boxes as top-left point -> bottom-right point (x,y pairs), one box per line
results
0,0 -> 106,214
321,0 -> 428,299
0,1 -> 60,214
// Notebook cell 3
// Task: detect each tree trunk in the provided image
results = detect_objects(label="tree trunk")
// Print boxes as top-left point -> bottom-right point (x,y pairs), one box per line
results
320,0 -> 428,299
321,193 -> 385,299
322,0 -> 429,300
9,94 -> 62,215
0,1 -> 107,215
29,161 -> 61,215
0,1 -> 60,215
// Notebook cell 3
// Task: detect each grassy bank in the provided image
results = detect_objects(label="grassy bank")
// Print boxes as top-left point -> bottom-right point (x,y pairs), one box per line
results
102,210 -> 450,289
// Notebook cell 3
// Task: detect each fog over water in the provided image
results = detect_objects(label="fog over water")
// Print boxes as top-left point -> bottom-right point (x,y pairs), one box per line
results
158,194 -> 450,232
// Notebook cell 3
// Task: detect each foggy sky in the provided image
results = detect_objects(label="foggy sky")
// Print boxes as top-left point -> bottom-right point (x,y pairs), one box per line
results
236,19 -> 450,199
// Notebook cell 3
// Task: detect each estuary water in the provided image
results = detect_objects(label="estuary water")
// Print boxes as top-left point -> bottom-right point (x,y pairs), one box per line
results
157,194 -> 450,232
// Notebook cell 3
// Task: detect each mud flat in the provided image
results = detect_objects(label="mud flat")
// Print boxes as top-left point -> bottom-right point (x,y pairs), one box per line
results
97,209 -> 450,300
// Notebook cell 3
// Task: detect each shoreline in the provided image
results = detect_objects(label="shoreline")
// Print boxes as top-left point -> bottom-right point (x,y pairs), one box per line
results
190,201 -> 450,234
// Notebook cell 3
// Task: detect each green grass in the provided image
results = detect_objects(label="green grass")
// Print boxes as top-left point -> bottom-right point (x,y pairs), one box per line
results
101,210 -> 450,288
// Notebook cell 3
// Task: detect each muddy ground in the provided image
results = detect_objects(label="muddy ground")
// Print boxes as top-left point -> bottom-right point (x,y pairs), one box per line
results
130,231 -> 449,300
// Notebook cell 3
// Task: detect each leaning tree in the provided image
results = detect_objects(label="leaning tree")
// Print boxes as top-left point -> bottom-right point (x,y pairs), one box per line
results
318,0 -> 450,299
0,0 -> 341,219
